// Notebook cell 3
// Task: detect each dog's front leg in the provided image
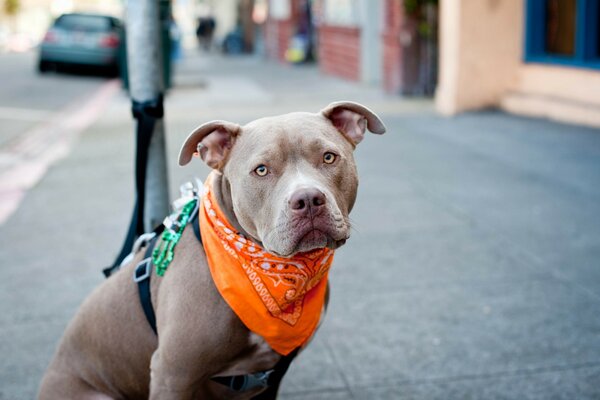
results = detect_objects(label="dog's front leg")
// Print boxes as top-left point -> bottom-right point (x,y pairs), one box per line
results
147,237 -> 252,399
147,298 -> 251,399
148,347 -> 208,400
148,333 -> 248,400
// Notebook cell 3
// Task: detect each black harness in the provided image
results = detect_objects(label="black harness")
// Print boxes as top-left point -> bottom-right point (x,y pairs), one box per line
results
132,200 -> 297,397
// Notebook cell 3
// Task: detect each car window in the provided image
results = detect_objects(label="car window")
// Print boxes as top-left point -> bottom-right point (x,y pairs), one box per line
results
54,15 -> 112,32
109,18 -> 123,29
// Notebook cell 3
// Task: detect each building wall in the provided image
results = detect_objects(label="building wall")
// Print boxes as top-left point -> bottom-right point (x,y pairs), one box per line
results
381,0 -> 404,93
263,0 -> 383,84
208,0 -> 239,45
436,0 -> 600,128
501,64 -> 600,127
265,18 -> 294,61
265,0 -> 302,62
358,0 -> 382,85
511,65 -> 600,107
317,0 -> 362,81
318,25 -> 361,81
435,0 -> 523,114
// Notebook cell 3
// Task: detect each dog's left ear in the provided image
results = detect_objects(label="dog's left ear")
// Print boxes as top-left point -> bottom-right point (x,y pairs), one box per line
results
321,101 -> 386,146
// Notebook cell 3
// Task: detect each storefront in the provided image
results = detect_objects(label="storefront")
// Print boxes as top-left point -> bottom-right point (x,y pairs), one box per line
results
264,0 -> 436,94
263,0 -> 313,61
436,0 -> 600,127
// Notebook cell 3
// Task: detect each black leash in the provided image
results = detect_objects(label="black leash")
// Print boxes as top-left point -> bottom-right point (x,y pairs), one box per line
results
104,95 -> 164,278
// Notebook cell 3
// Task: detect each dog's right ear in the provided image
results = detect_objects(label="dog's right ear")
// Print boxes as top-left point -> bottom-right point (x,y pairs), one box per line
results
178,120 -> 241,169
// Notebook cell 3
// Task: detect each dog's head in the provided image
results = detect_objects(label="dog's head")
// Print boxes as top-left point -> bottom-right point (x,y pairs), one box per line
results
179,101 -> 386,257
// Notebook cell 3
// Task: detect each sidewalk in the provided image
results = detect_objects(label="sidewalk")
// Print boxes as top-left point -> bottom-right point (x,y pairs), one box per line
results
1,51 -> 600,400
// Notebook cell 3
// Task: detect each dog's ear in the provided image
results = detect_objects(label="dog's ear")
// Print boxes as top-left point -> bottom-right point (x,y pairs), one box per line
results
321,101 -> 386,146
179,120 -> 241,169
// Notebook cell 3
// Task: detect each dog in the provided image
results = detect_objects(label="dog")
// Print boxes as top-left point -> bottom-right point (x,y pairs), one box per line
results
38,101 -> 385,399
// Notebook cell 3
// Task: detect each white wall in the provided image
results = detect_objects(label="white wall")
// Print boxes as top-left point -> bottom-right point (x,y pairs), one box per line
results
358,0 -> 382,85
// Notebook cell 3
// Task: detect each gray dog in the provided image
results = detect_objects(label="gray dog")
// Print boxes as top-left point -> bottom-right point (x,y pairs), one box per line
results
38,101 -> 385,399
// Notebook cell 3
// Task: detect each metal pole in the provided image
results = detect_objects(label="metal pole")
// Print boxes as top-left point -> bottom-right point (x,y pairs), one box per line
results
125,0 -> 170,231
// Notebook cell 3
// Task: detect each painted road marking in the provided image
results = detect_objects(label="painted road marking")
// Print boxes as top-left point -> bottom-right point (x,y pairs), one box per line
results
0,106 -> 53,122
0,79 -> 120,225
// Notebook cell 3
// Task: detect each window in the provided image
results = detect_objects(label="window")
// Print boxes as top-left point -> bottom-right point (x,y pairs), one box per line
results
593,0 -> 600,59
54,14 -> 112,32
525,0 -> 600,69
545,0 -> 576,55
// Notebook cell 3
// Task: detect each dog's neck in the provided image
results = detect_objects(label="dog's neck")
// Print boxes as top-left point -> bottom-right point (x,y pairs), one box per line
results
211,172 -> 264,247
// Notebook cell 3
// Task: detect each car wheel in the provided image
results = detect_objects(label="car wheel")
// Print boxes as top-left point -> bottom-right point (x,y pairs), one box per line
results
106,63 -> 119,77
38,60 -> 51,73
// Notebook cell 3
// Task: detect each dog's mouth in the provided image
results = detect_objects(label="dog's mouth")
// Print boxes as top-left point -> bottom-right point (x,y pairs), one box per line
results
262,210 -> 350,258
296,229 -> 329,251
284,227 -> 348,257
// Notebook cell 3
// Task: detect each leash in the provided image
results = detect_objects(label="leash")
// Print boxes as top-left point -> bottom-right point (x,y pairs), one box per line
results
103,96 -> 164,278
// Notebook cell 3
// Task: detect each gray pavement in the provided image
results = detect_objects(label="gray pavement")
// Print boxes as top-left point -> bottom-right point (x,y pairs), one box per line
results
1,50 -> 599,399
0,51 -> 108,147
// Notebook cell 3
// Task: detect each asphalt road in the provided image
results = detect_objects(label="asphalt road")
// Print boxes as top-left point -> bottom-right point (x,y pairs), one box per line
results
0,50 -> 119,225
0,50 -> 109,148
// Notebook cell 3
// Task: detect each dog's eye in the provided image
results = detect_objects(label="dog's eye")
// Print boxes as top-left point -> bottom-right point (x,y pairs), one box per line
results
254,165 -> 268,176
323,152 -> 337,164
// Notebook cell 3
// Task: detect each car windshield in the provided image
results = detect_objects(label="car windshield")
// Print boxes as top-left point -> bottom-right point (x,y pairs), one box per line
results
54,15 -> 112,32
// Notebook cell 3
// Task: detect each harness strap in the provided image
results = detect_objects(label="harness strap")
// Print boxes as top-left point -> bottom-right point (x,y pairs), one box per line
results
133,235 -> 159,334
212,370 -> 273,392
134,203 -> 200,335
216,348 -> 299,398
192,209 -> 202,243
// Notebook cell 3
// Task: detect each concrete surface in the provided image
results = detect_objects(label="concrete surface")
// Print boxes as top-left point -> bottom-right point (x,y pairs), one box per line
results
0,51 -> 108,147
0,50 -> 599,400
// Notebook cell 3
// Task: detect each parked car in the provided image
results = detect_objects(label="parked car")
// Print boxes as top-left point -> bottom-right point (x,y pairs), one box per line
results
38,13 -> 123,74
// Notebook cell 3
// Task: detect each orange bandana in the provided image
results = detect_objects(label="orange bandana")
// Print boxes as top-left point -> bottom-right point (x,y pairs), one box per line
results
199,175 -> 334,355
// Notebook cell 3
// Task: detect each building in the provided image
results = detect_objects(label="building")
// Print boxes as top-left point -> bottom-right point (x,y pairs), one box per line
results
264,0 -> 437,93
265,0 -> 385,84
265,0 -> 600,129
436,0 -> 600,128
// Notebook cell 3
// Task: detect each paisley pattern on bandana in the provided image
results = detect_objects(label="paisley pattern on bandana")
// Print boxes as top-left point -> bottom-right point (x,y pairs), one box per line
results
199,172 -> 334,355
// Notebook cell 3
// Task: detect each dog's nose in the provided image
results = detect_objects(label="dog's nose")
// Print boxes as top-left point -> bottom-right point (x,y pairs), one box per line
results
289,188 -> 326,216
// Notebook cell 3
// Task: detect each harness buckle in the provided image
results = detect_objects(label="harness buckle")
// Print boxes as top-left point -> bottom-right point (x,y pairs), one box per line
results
133,258 -> 152,283
132,232 -> 157,256
212,369 -> 274,392
251,369 -> 274,388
